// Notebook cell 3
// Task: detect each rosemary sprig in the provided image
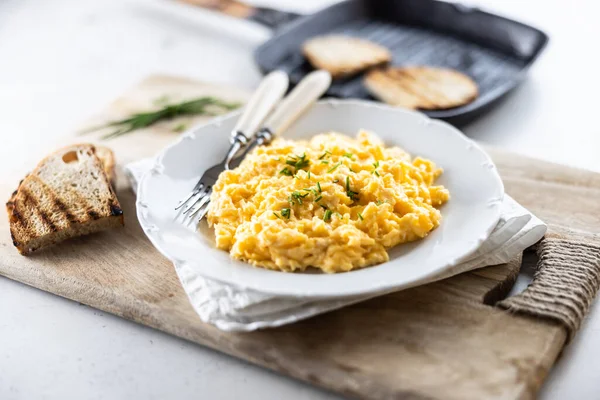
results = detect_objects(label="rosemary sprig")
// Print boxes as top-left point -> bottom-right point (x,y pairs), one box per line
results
81,97 -> 240,140
173,123 -> 188,133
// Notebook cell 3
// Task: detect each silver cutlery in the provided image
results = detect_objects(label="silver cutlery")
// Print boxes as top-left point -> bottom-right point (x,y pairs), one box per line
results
175,70 -> 289,220
178,70 -> 332,227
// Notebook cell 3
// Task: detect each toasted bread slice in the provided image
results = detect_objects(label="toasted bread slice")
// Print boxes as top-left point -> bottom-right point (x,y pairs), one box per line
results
7,144 -> 124,255
95,145 -> 116,186
302,35 -> 391,79
364,66 -> 478,110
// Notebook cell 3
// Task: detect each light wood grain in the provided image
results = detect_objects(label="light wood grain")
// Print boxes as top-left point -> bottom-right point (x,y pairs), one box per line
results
3,75 -> 597,400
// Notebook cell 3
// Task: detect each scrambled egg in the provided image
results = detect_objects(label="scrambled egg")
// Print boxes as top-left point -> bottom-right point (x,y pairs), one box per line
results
207,131 -> 449,273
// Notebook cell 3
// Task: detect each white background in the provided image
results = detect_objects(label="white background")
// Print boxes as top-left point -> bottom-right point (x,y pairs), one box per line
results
0,0 -> 598,398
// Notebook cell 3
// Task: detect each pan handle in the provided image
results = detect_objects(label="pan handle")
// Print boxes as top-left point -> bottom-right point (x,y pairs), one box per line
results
177,0 -> 301,30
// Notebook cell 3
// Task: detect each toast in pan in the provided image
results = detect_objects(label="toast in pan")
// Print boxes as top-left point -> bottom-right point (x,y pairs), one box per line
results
6,144 -> 124,255
364,66 -> 479,110
302,35 -> 392,79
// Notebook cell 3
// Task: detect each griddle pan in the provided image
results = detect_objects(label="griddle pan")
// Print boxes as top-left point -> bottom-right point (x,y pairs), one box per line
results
180,0 -> 549,126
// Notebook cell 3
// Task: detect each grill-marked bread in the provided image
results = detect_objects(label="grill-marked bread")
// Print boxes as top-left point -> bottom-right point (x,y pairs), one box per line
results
6,144 -> 123,255
302,35 -> 392,79
364,66 -> 478,110
95,145 -> 116,185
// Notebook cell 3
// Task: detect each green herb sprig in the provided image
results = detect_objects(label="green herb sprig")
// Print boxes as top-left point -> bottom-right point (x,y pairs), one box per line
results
82,97 -> 240,140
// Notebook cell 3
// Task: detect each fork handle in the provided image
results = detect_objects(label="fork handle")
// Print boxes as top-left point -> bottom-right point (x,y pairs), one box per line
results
260,70 -> 332,139
231,70 -> 289,145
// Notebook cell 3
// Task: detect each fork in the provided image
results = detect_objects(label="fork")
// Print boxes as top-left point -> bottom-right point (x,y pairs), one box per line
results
180,70 -> 332,226
175,70 -> 289,220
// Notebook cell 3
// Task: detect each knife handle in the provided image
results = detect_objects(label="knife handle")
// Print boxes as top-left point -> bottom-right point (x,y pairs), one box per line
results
259,70 -> 332,141
231,70 -> 289,146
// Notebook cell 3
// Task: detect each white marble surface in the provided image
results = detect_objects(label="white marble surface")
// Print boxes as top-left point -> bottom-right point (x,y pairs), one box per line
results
0,0 -> 598,398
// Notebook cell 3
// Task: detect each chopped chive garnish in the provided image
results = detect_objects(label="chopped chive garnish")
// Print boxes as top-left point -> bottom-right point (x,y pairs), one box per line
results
301,188 -> 317,195
298,156 -> 310,169
273,212 -> 281,219
332,179 -> 339,183
327,162 -> 342,173
323,209 -> 333,222
349,168 -> 356,173
280,167 -> 293,176
307,171 -> 311,179
318,150 -> 331,160
372,161 -> 380,176
317,182 -> 322,193
320,160 -> 330,164
376,200 -> 384,206
315,195 -> 323,202
358,213 -> 364,221
281,208 -> 291,219
334,212 -> 343,218
320,204 -> 328,210
343,152 -> 353,159
289,191 -> 309,205
345,176 -> 359,201
286,153 -> 310,170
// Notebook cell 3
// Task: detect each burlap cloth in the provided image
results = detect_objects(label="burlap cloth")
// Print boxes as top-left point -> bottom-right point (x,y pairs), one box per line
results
498,229 -> 600,342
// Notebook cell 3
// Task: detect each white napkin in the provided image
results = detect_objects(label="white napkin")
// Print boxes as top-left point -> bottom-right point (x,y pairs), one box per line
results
126,158 -> 547,331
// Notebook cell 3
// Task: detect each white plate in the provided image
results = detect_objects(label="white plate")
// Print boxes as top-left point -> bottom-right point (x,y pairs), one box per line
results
137,100 -> 504,298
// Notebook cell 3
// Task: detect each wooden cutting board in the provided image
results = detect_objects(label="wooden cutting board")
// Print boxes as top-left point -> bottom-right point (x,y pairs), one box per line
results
1,75 -> 599,400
